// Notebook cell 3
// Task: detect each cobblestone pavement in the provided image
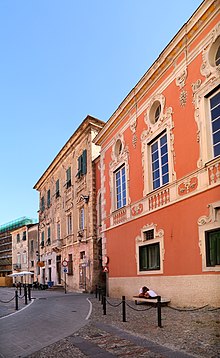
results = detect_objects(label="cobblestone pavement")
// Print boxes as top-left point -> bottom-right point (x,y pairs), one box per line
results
26,296 -> 220,358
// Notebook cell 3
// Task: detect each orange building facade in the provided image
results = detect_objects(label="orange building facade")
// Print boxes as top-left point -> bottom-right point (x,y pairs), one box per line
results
95,0 -> 220,306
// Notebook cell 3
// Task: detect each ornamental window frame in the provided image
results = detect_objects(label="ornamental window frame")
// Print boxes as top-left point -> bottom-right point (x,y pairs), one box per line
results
135,223 -> 164,275
141,94 -> 175,195
109,134 -> 130,213
193,24 -> 220,168
198,201 -> 220,272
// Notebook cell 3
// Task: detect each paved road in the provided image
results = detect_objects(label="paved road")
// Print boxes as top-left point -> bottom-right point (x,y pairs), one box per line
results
0,289 -> 91,358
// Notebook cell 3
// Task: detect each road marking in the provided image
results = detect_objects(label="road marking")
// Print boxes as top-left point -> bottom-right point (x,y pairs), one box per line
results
0,299 -> 35,320
86,298 -> 92,320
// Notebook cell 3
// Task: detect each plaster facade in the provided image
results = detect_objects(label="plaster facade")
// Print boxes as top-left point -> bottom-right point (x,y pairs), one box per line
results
34,116 -> 105,292
94,0 -> 220,306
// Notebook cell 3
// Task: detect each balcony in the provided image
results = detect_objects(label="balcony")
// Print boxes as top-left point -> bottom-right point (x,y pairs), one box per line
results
13,263 -> 21,269
112,207 -> 127,225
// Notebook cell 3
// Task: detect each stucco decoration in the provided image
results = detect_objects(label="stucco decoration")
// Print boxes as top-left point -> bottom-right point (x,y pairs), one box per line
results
198,201 -> 220,273
192,79 -> 202,107
178,176 -> 198,196
135,223 -> 165,274
141,104 -> 176,196
144,93 -> 165,128
129,113 -> 138,148
200,23 -> 220,78
179,89 -> 187,107
198,201 -> 220,227
175,67 -> 188,89
193,23 -> 220,169
109,134 -> 130,213
131,203 -> 143,216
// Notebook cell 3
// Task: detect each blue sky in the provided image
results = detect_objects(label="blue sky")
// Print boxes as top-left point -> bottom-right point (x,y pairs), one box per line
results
0,0 -> 202,225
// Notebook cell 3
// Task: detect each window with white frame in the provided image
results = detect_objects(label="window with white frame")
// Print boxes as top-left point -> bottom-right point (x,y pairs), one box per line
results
136,225 -> 164,275
198,202 -> 220,272
194,28 -> 220,166
115,165 -> 126,210
141,94 -> 175,196
205,229 -> 220,267
67,213 -> 72,235
208,89 -> 220,158
79,207 -> 85,231
150,132 -> 169,190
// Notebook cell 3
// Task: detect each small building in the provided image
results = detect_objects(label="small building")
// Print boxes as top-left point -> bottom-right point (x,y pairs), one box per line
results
0,217 -> 37,286
11,223 -> 39,284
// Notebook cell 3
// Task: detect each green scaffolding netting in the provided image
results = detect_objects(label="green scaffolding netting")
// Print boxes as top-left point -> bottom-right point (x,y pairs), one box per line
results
0,217 -> 37,234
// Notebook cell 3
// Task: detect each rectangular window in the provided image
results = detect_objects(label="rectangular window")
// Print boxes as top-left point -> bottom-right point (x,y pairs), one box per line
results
68,254 -> 73,275
31,260 -> 34,267
205,229 -> 220,267
66,167 -> 71,188
17,234 -> 20,243
47,227 -> 51,245
22,231 -> 26,241
47,189 -> 51,207
77,149 -> 87,178
41,231 -> 45,247
210,91 -> 220,158
115,165 -> 126,209
139,243 -> 160,271
80,251 -> 85,260
151,133 -> 169,190
41,196 -> 45,212
56,179 -> 60,198
67,214 -> 72,235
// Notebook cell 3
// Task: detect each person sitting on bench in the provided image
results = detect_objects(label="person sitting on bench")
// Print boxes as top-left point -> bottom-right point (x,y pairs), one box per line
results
139,286 -> 158,298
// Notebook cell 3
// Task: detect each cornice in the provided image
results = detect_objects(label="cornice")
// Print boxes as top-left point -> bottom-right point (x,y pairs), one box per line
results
34,115 -> 105,190
94,0 -> 219,146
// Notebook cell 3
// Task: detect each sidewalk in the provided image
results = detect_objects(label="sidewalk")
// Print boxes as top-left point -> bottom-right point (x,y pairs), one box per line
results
28,295 -> 219,358
1,288 -> 219,358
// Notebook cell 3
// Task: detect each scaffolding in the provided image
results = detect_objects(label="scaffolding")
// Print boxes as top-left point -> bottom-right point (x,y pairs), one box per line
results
0,217 -> 37,234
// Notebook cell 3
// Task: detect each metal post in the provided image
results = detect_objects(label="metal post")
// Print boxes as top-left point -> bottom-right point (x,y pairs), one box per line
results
98,287 -> 101,301
24,285 -> 28,305
95,285 -> 98,298
103,295 -> 106,315
122,296 -> 126,322
19,283 -> 21,296
15,290 -> 18,310
28,285 -> 31,301
64,273 -> 67,294
157,296 -> 162,327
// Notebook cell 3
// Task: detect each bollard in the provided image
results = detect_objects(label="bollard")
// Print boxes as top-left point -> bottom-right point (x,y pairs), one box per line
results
103,295 -> 106,315
157,296 -> 162,327
24,285 -> 28,305
122,296 -> 126,322
98,287 -> 101,301
28,285 -> 31,301
19,284 -> 22,296
95,285 -> 98,298
15,290 -> 18,310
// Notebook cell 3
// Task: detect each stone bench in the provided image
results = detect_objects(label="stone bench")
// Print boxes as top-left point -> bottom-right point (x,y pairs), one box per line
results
132,296 -> 171,306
